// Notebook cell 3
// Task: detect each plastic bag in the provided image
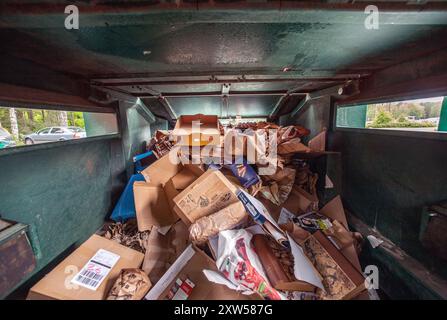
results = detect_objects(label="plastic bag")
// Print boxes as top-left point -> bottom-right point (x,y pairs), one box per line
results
213,229 -> 283,300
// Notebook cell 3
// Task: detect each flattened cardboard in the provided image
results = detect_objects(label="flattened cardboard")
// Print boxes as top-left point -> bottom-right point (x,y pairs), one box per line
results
133,181 -> 179,231
320,196 -> 348,231
27,235 -> 144,300
142,221 -> 189,285
172,114 -> 221,146
141,151 -> 182,186
303,231 -> 366,300
278,138 -> 311,155
145,245 -> 259,300
173,170 -> 239,226
319,197 -> 362,272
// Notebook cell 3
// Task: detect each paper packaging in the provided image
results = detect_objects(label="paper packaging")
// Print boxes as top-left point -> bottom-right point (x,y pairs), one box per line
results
278,138 -> 311,155
136,151 -> 204,231
205,227 -> 323,299
106,268 -> 152,300
208,229 -> 283,300
172,114 -> 221,147
172,169 -> 240,226
189,201 -> 247,245
145,244 -> 259,300
142,221 -> 189,285
27,235 -> 144,300
133,181 -> 179,232
236,189 -> 288,246
252,233 -> 322,293
140,150 -> 204,186
258,186 -> 318,222
302,231 -> 366,300
319,196 -> 362,271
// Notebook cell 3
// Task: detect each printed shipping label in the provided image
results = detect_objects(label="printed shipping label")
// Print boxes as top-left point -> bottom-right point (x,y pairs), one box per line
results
71,249 -> 120,291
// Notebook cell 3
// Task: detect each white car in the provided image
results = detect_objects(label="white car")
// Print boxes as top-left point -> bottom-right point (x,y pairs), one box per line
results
24,126 -> 86,145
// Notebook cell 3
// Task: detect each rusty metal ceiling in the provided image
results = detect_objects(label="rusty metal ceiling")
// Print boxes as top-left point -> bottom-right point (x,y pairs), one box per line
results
1,1 -> 447,120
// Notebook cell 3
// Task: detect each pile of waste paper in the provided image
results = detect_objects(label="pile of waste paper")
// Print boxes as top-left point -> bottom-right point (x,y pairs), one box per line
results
27,114 -> 367,301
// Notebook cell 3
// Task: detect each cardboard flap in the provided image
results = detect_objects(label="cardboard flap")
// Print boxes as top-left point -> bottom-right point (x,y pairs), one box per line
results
163,179 -> 180,213
134,181 -> 178,231
320,195 -> 348,229
141,151 -> 182,186
278,138 -> 311,155
171,165 -> 203,190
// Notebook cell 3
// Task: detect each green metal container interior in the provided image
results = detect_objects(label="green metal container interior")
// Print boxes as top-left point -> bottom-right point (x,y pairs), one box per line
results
0,1 -> 446,299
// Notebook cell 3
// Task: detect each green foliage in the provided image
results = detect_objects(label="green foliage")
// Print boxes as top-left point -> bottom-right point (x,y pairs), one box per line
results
368,121 -> 436,128
373,110 -> 393,125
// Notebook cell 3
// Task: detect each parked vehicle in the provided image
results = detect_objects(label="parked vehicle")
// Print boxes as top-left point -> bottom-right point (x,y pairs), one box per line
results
24,127 -> 86,145
0,127 -> 16,149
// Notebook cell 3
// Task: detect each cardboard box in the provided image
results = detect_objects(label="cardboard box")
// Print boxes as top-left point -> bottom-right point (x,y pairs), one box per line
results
145,244 -> 259,300
136,151 -> 205,231
172,169 -> 239,226
141,150 -> 204,186
172,114 -> 221,147
302,231 -> 366,300
133,180 -> 179,231
142,221 -> 189,285
27,235 -> 144,300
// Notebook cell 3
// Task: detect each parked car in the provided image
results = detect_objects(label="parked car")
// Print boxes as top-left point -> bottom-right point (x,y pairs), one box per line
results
24,127 -> 86,145
0,127 -> 16,149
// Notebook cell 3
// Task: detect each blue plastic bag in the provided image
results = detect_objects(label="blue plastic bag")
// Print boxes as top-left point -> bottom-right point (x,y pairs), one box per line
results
110,173 -> 145,222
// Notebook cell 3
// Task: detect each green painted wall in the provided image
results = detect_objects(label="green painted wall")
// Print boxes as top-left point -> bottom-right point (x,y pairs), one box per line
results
284,97 -> 447,299
336,105 -> 367,129
438,97 -> 447,132
0,138 -> 117,298
118,101 -> 153,179
330,130 -> 447,280
1,102 -> 153,298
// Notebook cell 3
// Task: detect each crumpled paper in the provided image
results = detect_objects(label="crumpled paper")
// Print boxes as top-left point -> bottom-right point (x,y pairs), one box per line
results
260,167 -> 297,205
106,268 -> 152,300
104,219 -> 149,253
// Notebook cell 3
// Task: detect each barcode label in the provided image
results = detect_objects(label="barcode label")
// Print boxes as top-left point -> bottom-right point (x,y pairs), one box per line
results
71,249 -> 120,291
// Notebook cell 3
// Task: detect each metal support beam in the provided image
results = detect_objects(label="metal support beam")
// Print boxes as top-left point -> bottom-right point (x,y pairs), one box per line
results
289,81 -> 358,118
290,94 -> 311,119
92,86 -> 155,123
158,95 -> 178,120
137,90 -> 305,98
92,75 -> 361,87
268,94 -> 290,119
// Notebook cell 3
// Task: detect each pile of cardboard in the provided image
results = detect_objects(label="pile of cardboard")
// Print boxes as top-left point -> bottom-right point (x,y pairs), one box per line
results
28,114 -> 367,300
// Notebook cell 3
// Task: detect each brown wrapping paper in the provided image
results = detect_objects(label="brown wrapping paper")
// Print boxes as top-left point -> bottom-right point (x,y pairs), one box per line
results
106,269 -> 152,300
189,202 -> 247,245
